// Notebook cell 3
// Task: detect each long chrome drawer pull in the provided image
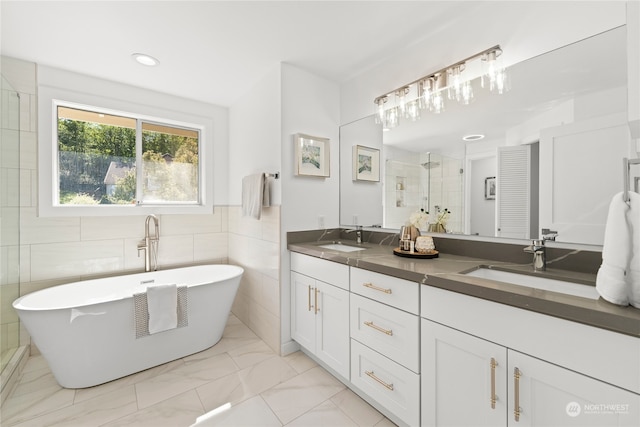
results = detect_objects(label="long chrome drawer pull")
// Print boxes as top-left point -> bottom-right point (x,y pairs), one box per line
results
307,285 -> 312,312
364,321 -> 393,336
514,367 -> 522,422
490,358 -> 498,409
314,288 -> 320,314
365,370 -> 394,391
362,282 -> 392,294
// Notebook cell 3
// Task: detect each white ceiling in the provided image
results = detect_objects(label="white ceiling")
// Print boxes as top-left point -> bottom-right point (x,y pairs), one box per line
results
1,0 -> 478,107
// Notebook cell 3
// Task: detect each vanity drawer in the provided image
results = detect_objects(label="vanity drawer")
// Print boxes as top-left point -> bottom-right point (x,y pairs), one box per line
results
350,294 -> 420,372
290,252 -> 349,290
350,267 -> 419,314
351,339 -> 420,427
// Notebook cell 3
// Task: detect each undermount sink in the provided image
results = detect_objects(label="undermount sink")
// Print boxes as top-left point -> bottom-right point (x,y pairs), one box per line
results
318,243 -> 366,253
464,267 -> 599,300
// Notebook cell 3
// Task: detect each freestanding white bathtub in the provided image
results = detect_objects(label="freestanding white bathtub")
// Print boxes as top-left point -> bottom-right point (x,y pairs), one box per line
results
12,264 -> 243,388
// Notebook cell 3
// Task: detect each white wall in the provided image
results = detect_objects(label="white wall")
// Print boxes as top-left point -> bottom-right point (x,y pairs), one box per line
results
469,156 -> 497,236
281,64 -> 341,232
228,65 -> 282,205
280,63 -> 340,353
628,0 -> 640,143
228,65 -> 282,353
340,1 -> 627,125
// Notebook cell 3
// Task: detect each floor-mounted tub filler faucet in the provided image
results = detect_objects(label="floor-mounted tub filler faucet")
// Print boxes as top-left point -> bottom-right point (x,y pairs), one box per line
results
138,214 -> 159,272
524,239 -> 546,272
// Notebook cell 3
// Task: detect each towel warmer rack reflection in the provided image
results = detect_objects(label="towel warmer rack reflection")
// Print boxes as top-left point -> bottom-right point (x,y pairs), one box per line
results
623,157 -> 640,203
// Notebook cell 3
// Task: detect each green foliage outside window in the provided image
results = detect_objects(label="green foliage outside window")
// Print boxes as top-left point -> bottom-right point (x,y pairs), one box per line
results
57,107 -> 199,205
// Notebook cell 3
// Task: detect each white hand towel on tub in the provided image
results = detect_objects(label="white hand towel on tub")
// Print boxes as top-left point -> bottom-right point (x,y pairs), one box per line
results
596,192 -> 633,306
147,284 -> 178,334
242,173 -> 267,219
626,192 -> 640,308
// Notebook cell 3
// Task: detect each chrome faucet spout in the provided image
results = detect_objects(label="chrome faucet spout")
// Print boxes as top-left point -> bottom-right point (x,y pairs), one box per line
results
524,239 -> 546,271
138,214 -> 160,272
345,226 -> 363,244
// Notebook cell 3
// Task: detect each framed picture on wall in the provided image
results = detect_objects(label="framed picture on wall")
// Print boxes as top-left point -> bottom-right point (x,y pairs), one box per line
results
294,133 -> 330,177
485,176 -> 496,200
352,145 -> 380,182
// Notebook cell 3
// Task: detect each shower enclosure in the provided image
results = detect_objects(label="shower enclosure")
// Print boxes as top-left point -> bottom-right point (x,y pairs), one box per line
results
0,75 -> 21,382
384,152 -> 463,232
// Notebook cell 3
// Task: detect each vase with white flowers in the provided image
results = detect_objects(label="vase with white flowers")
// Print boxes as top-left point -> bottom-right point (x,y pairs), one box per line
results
409,208 -> 430,230
429,208 -> 450,233
401,208 -> 429,242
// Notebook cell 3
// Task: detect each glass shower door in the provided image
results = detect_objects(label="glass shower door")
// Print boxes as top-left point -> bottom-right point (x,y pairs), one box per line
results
0,75 -> 21,375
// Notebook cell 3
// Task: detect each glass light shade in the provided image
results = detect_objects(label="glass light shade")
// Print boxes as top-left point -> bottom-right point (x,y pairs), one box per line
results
459,80 -> 474,104
395,87 -> 410,116
374,96 -> 388,124
405,100 -> 421,121
481,49 -> 509,94
419,79 -> 434,110
384,107 -> 400,129
447,64 -> 465,101
430,91 -> 445,114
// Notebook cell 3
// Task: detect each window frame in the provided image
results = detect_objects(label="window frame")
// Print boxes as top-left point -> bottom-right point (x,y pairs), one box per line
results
39,84 -> 214,217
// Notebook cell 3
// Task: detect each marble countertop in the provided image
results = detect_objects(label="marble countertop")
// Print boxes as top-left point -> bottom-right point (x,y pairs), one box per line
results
287,240 -> 640,338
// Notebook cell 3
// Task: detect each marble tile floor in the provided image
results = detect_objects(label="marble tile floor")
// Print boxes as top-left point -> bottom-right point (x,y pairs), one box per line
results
1,315 -> 395,427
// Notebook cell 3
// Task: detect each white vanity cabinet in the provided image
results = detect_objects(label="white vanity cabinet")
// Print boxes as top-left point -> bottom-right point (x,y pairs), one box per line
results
421,286 -> 640,427
509,349 -> 640,426
422,319 -> 507,426
350,267 -> 421,426
290,253 -> 350,380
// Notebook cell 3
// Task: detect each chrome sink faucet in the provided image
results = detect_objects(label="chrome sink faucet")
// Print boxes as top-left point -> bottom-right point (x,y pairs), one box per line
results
345,226 -> 363,244
138,214 -> 159,272
524,239 -> 546,272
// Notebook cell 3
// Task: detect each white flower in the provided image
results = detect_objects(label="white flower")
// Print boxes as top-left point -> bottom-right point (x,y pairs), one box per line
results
435,208 -> 450,226
409,209 -> 429,229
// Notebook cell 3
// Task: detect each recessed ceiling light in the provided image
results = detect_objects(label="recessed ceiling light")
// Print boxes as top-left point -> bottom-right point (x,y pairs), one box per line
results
462,134 -> 485,141
132,53 -> 160,67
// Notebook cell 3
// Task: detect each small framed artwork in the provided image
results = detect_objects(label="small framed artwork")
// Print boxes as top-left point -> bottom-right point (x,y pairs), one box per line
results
484,176 -> 496,200
294,133 -> 330,177
352,145 -> 380,182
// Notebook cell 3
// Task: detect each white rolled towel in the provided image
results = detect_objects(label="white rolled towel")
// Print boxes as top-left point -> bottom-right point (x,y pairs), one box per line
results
596,192 -> 632,306
147,284 -> 178,334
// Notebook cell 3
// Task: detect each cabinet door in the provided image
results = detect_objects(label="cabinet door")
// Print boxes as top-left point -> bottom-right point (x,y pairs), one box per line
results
290,272 -> 316,352
316,280 -> 350,379
422,319 -> 507,427
508,350 -> 640,426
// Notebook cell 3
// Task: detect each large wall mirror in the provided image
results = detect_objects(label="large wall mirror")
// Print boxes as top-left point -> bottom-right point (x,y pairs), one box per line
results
340,26 -> 636,246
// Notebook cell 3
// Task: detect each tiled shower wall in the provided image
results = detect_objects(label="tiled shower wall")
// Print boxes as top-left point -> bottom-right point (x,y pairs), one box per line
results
2,56 -> 282,357
1,75 -> 21,370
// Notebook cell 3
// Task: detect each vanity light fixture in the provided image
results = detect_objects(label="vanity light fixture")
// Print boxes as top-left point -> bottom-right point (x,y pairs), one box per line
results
132,53 -> 160,67
374,45 -> 508,129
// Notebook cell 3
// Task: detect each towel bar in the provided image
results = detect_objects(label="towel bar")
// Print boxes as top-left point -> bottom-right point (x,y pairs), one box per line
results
264,172 -> 280,179
623,158 -> 640,203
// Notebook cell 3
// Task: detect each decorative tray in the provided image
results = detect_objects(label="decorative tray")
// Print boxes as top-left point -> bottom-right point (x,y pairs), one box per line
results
392,248 -> 439,259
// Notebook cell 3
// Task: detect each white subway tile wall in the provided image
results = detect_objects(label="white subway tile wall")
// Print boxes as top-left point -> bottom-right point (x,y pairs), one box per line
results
228,205 -> 281,353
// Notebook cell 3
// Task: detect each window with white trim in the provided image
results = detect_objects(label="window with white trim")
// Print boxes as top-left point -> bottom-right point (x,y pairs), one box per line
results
56,103 -> 201,206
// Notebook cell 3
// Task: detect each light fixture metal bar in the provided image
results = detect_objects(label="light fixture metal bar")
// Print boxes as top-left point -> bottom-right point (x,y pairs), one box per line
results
375,44 -> 502,101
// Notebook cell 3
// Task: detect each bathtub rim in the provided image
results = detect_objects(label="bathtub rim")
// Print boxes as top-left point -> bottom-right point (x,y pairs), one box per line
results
12,264 -> 244,312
